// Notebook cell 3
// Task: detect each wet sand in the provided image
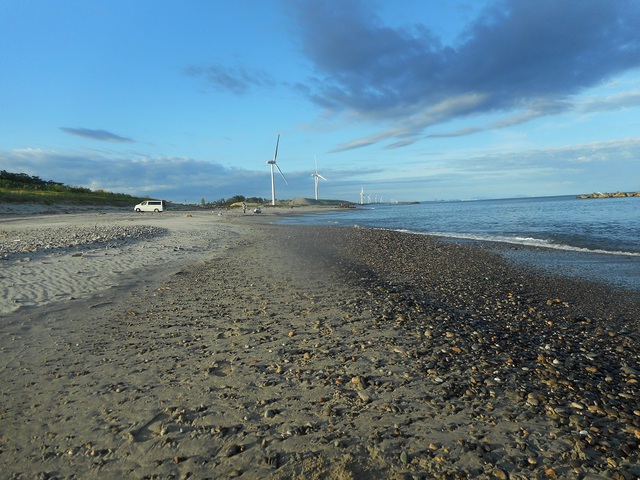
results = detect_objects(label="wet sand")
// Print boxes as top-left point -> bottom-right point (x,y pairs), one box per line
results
1,209 -> 639,479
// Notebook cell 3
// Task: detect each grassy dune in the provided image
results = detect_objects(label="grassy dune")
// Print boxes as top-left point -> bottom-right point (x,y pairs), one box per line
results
0,188 -> 147,207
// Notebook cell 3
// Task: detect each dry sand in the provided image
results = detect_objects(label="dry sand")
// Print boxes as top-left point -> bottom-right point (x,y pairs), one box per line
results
0,209 -> 241,314
1,206 -> 639,479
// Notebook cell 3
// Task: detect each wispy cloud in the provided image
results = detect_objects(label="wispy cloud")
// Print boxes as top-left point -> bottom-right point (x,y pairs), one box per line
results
4,136 -> 638,202
288,0 -> 640,149
184,64 -> 276,95
2,148 -> 251,199
395,137 -> 640,198
428,89 -> 640,139
2,147 -> 336,201
60,128 -> 134,143
332,93 -> 492,150
427,100 -> 570,139
577,89 -> 640,114
446,137 -> 640,180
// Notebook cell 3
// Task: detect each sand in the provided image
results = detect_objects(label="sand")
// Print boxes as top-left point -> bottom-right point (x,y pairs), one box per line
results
1,206 -> 639,479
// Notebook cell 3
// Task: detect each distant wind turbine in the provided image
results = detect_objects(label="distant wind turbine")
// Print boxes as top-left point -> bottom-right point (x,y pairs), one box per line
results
266,134 -> 287,206
311,156 -> 327,201
360,187 -> 364,205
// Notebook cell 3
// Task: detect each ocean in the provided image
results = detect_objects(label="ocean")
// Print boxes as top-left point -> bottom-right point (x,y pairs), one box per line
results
278,195 -> 640,293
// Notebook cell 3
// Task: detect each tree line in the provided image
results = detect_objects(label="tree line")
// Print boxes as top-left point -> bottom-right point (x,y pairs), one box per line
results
203,195 -> 268,207
1,171 -> 269,206
0,170 -> 91,193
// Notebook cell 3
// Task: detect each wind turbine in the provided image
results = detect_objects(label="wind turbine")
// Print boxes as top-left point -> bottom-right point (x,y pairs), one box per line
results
311,156 -> 327,201
360,187 -> 364,205
266,134 -> 287,206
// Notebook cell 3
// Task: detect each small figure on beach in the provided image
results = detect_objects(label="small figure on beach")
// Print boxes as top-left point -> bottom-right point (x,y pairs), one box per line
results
242,202 -> 247,214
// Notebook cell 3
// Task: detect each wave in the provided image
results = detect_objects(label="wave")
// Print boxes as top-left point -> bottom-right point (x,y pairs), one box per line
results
392,229 -> 640,257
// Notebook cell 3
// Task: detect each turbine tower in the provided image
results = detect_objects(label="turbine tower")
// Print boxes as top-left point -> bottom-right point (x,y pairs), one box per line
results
266,134 -> 287,206
311,156 -> 327,201
360,187 -> 364,205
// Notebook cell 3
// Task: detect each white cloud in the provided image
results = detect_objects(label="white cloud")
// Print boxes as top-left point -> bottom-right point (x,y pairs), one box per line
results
2,136 -> 639,202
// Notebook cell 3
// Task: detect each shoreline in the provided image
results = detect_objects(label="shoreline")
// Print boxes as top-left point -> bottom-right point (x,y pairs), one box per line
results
0,201 -> 349,217
277,209 -> 640,297
1,212 -> 639,478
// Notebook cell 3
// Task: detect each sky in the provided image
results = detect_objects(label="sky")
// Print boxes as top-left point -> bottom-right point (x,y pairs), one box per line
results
1,0 -> 640,203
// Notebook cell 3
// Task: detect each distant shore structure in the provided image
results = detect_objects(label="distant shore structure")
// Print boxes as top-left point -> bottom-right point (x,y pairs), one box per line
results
578,190 -> 639,199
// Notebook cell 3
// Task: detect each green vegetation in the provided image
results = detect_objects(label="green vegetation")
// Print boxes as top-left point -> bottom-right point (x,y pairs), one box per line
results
287,198 -> 354,207
0,170 -> 148,206
202,196 -> 355,209
1,171 -> 354,209
203,195 -> 268,208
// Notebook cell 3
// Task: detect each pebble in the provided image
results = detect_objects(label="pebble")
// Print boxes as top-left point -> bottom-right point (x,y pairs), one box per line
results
289,227 -> 640,478
356,390 -> 372,403
5,223 -> 638,479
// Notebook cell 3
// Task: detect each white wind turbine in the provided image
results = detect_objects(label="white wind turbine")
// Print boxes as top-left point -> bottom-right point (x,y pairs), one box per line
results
311,156 -> 327,201
360,187 -> 364,204
266,134 -> 287,206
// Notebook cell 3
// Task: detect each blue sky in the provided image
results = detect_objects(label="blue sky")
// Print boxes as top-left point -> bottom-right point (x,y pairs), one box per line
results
1,0 -> 639,203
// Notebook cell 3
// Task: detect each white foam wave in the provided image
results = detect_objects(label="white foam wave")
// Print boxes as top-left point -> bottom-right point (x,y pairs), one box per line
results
393,229 -> 640,257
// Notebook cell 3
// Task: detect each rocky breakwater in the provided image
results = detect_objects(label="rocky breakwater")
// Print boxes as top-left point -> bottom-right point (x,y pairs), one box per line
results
0,224 -> 167,260
578,191 -> 640,199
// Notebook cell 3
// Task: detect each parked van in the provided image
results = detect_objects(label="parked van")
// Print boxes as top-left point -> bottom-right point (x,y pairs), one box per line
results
134,200 -> 164,212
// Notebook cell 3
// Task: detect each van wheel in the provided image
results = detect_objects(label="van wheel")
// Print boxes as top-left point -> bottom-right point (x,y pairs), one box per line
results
135,208 -> 141,212
154,208 -> 160,212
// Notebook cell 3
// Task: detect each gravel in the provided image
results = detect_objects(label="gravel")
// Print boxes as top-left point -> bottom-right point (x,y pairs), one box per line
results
0,224 -> 168,259
277,225 -> 640,478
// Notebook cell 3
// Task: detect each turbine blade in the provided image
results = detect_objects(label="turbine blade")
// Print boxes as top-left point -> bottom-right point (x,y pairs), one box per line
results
273,134 -> 280,161
276,163 -> 288,185
318,174 -> 327,181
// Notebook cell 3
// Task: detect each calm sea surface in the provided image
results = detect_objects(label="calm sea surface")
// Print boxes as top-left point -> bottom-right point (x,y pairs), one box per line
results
278,195 -> 640,293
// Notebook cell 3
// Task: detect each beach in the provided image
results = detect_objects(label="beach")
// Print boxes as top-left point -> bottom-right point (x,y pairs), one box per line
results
1,207 -> 639,479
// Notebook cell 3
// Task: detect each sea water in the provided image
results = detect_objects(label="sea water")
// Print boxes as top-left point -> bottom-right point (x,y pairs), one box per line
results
278,195 -> 640,293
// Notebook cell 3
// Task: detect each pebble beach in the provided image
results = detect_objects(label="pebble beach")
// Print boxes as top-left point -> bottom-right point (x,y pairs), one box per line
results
1,207 -> 639,479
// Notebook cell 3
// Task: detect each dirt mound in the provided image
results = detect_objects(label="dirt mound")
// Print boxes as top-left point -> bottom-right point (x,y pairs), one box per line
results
290,197 -> 320,206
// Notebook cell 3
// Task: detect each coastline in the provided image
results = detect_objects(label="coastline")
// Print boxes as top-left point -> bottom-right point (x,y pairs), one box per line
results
1,210 -> 639,478
277,197 -> 640,296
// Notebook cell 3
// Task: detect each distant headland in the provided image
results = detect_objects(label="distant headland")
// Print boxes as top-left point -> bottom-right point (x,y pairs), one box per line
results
577,190 -> 640,199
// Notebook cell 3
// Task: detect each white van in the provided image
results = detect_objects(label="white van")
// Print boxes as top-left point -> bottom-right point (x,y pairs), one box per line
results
134,200 -> 164,212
